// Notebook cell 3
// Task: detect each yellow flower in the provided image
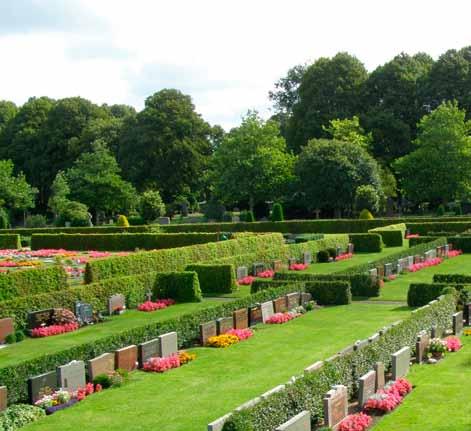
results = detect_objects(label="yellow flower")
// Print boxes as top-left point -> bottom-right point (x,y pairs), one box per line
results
207,334 -> 239,348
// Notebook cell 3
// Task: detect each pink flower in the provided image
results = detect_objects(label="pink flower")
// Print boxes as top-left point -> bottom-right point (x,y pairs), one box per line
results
446,336 -> 462,352
258,270 -> 274,278
289,263 -> 308,271
31,322 -> 79,337
335,252 -> 353,261
137,299 -> 175,312
143,354 -> 181,373
237,276 -> 256,285
448,250 -> 463,258
407,257 -> 443,273
266,312 -> 300,324
226,328 -> 254,341
405,234 -> 420,239
95,384 -> 102,392
338,412 -> 372,431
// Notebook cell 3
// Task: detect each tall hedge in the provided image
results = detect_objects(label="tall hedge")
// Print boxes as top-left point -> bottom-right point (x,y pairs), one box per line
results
286,234 -> 350,261
0,234 -> 20,249
407,221 -> 471,235
0,225 -> 154,236
433,274 -> 471,284
185,264 -> 236,294
348,233 -> 383,252
305,281 -> 351,305
407,283 -> 452,307
368,223 -> 406,247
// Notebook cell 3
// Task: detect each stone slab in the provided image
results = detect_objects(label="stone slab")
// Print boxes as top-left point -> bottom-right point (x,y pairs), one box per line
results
252,262 -> 265,276
0,386 -> 6,412
416,332 -> 430,363
0,318 -> 14,343
323,385 -> 348,428
159,331 -> 178,357
300,292 -> 312,306
200,321 -> 217,345
27,308 -> 55,330
392,346 -> 410,380
216,317 -> 233,335
286,292 -> 300,310
138,339 -> 160,367
358,370 -> 376,407
108,294 -> 125,315
233,308 -> 249,329
28,371 -> 58,403
374,362 -> 385,390
275,410 -> 311,431
453,311 -> 463,335
57,360 -> 86,392
249,304 -> 262,326
261,301 -> 275,323
74,301 -> 93,325
273,297 -> 288,313
87,353 -> 115,382
115,345 -> 138,371
236,266 -> 248,280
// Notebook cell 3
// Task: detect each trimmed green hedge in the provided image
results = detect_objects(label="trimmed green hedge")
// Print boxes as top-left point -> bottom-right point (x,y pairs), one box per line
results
0,271 -> 202,329
0,266 -> 68,302
31,232 -> 220,251
409,235 -> 471,253
286,234 -> 350,261
305,281 -> 351,305
250,279 -> 305,294
0,234 -> 20,249
84,233 -> 287,283
368,223 -> 406,247
407,222 -> 471,235
407,283 -> 456,306
210,253 -> 258,269
348,233 -> 383,252
0,225 -> 154,236
222,295 -> 456,430
0,283 -> 302,405
433,274 -> 471,284
185,264 -> 236,294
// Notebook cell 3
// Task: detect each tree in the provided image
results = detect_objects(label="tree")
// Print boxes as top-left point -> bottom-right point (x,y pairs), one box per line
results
0,101 -> 17,133
269,64 -> 307,116
394,101 -> 471,205
66,141 -> 137,220
287,53 -> 368,152
354,185 -> 380,214
295,139 -> 383,214
140,190 -> 166,222
270,203 -> 285,222
323,116 -> 372,149
211,112 -> 295,210
48,171 -> 70,217
119,89 -> 212,201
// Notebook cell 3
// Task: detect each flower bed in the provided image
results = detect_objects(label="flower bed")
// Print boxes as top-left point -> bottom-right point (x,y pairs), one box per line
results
364,378 -> 412,414
289,263 -> 308,271
427,338 -> 447,358
265,311 -> 300,324
445,336 -> 462,352
143,351 -> 195,372
226,328 -> 253,341
448,249 -> 463,258
207,333 -> 240,348
31,322 -> 79,338
258,269 -> 275,278
137,299 -> 175,312
237,276 -> 256,285
336,252 -> 353,261
407,257 -> 443,273
338,412 -> 372,431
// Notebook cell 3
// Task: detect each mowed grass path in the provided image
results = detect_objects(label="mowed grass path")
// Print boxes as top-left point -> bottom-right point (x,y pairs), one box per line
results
24,303 -> 411,431
373,335 -> 471,431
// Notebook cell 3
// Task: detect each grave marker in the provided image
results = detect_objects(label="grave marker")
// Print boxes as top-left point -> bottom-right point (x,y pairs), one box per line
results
236,266 -> 248,280
300,292 -> 312,306
384,263 -> 393,277
374,362 -> 385,390
323,385 -> 348,428
286,292 -> 300,310
28,371 -> 58,403
115,345 -> 138,371
431,325 -> 444,338
261,301 -> 275,322
252,262 -> 265,276
275,410 -> 311,431
348,243 -> 354,254
200,321 -> 217,345
27,308 -> 55,330
453,311 -> 463,335
369,268 -> 378,282
358,370 -> 376,407
216,317 -> 233,334
392,346 -> 410,380
0,387 -> 6,412
273,297 -> 287,313
272,260 -> 283,272
464,303 -> 471,326
0,318 -> 14,343
75,301 -> 93,325
233,308 -> 249,329
108,294 -> 125,315
159,332 -> 178,357
416,332 -> 430,363
249,304 -> 262,326
138,339 -> 160,367
57,360 -> 86,393
87,353 -> 115,381
302,251 -> 312,265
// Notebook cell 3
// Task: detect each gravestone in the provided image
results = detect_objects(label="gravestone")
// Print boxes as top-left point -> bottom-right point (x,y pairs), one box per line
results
138,339 -> 160,367
335,246 -> 342,257
384,263 -> 393,277
273,297 -> 287,313
377,265 -> 385,279
75,301 -> 93,325
304,361 -> 323,374
115,345 -> 138,371
87,353 -> 115,382
272,260 -> 283,272
288,257 -> 297,267
444,244 -> 450,256
374,362 -> 385,390
358,370 -> 376,407
414,255 -> 422,264
200,321 -> 217,345
207,413 -> 232,431
431,325 -> 444,338
261,301 -> 275,323
252,262 -> 265,276
249,304 -> 262,326
57,360 -> 86,392
216,317 -> 233,334
158,217 -> 170,225
28,371 -> 58,403
464,303 -> 471,326
27,308 -> 55,330
233,308 -> 249,329
236,266 -> 248,280
302,251 -> 312,265
348,243 -> 354,254
416,332 -> 430,363
0,386 -> 5,412
108,294 -> 125,315
323,385 -> 348,428
408,256 -> 414,267
286,292 -> 300,310
368,268 -> 378,282
300,292 -> 312,306
159,331 -> 178,357
275,410 -> 311,431
0,318 -> 14,343
453,311 -> 463,335
392,346 -> 410,380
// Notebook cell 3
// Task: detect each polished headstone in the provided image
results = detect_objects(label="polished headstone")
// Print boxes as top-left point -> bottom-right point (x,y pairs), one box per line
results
392,346 -> 410,380
200,321 -> 217,345
159,331 -> 178,357
87,353 -> 115,381
115,345 -> 138,371
138,339 -> 160,367
28,371 -> 58,403
57,360 -> 86,392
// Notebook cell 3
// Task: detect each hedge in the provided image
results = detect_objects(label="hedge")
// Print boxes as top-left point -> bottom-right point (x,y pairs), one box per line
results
407,283 -> 462,306
222,295 -> 456,430
433,274 -> 471,284
31,232 -> 221,251
0,266 -> 68,302
185,264 -> 236,294
274,272 -> 380,297
348,233 -> 383,252
407,221 -> 471,235
0,271 -> 202,329
251,279 -> 304,294
0,225 -> 154,236
210,253 -> 258,270
0,283 -> 302,404
368,223 -> 406,247
0,234 -> 20,249
304,281 -> 351,305
286,234 -> 350,261
84,233 -> 287,283
409,235 -> 471,253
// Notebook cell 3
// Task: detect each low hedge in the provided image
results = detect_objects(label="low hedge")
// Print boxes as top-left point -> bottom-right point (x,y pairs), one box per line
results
84,233 -> 287,283
0,271 -> 202,329
0,234 -> 20,249
210,253 -> 258,270
348,233 -> 383,252
433,274 -> 471,284
251,279 -> 305,294
368,223 -> 407,247
409,235 -> 471,252
0,225 -> 154,236
286,234 -> 350,261
407,222 -> 471,236
305,281 -> 351,305
0,283 -> 302,404
222,295 -> 456,430
274,272 -> 380,297
185,264 -> 236,294
31,232 -> 220,251
407,282 -> 470,306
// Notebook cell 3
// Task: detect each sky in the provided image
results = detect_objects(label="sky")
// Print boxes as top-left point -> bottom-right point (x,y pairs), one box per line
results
0,0 -> 470,130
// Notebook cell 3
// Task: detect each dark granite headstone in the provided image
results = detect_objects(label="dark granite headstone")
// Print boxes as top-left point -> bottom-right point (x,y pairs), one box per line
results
159,332 -> 178,357
464,303 -> 471,326
87,353 -> 115,381
323,385 -> 348,428
57,360 -> 86,392
261,301 -> 275,322
252,262 -> 265,276
416,332 -> 430,363
273,297 -> 287,313
392,346 -> 410,379
0,387 -> 6,412
216,317 -> 233,334
27,308 -> 55,330
200,321 -> 217,345
453,311 -> 463,335
75,301 -> 93,325
115,345 -> 138,371
233,308 -> 249,329
249,304 -> 262,326
28,371 -> 58,403
108,294 -> 125,315
275,410 -> 311,431
285,292 -> 300,310
358,370 -> 376,407
138,339 -> 160,367
374,362 -> 385,390
0,318 -> 14,343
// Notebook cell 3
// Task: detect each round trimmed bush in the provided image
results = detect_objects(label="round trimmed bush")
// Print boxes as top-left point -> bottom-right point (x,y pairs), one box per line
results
270,202 -> 285,222
359,209 -> 374,220
116,215 -> 130,227
317,249 -> 330,263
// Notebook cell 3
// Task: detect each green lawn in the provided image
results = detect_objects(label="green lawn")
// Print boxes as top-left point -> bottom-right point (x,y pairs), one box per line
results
0,301 -> 220,367
373,335 -> 471,431
24,303 -> 411,431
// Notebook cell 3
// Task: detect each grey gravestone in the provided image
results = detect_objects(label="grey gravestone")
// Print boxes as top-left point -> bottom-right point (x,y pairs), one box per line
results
323,385 -> 348,428
28,371 -> 58,404
27,308 -> 55,330
87,353 -> 115,381
236,266 -> 248,280
138,339 -> 161,367
348,243 -> 354,254
408,256 -> 414,267
374,362 -> 385,390
358,370 -> 376,407
108,294 -> 125,315
384,263 -> 393,277
288,257 -> 297,266
453,311 -> 463,335
249,304 -> 262,326
416,332 -> 430,363
302,251 -> 312,265
286,292 -> 300,310
252,262 -> 265,276
207,414 -> 232,431
261,301 -> 275,322
216,317 -> 233,334
431,325 -> 444,338
369,268 -> 378,281
75,301 -> 93,325
392,346 -> 410,380
158,217 -> 170,225
444,244 -> 450,256
200,321 -> 217,345
0,386 -> 6,413
159,331 -> 178,357
300,292 -> 312,306
304,361 -> 323,374
464,303 -> 471,326
57,360 -> 86,392
275,410 -> 311,431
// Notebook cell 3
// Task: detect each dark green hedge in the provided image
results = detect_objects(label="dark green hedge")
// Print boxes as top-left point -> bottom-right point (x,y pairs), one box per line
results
305,281 -> 351,305
0,283 -> 301,405
407,283 -> 449,307
348,233 -> 383,252
222,295 -> 456,430
251,279 -> 305,294
84,233 -> 287,283
368,223 -> 406,247
185,264 -> 236,294
433,274 -> 471,284
0,266 -> 68,301
0,234 -> 20,249
0,225 -> 154,236
31,232 -> 220,251
409,235 -> 471,253
407,222 -> 471,236
286,234 -> 349,261
210,253 -> 258,269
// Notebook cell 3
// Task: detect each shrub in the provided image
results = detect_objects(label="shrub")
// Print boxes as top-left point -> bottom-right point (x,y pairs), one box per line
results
368,223 -> 406,247
240,210 -> 255,223
0,404 -> 45,429
407,283 -> 467,306
327,248 -> 337,258
317,250 -> 330,263
433,274 -> 471,284
287,235 -> 349,263
0,207 -> 10,229
0,234 -> 20,249
25,214 -> 47,228
355,185 -> 379,214
203,199 -> 226,221
348,233 -> 383,252
359,209 -> 374,220
127,215 -> 145,226
270,203 -> 284,222
185,264 -> 236,294
56,200 -> 90,227
5,333 -> 16,344
93,374 -> 113,389
305,281 -> 351,305
140,190 -> 166,223
116,215 -> 130,228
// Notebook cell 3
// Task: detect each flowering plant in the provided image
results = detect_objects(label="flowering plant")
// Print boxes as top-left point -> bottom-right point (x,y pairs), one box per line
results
428,338 -> 447,355
237,276 -> 256,285
338,412 -> 372,431
31,322 -> 79,337
407,257 -> 443,273
137,299 -> 175,312
178,351 -> 196,364
265,312 -> 300,324
207,333 -> 239,348
464,328 -> 471,336
289,263 -> 308,271
364,378 -> 412,414
405,233 -> 419,239
143,355 -> 180,372
335,252 -> 353,261
226,328 -> 253,341
385,274 -> 397,281
257,269 -> 274,278
445,336 -> 462,352
448,249 -> 463,258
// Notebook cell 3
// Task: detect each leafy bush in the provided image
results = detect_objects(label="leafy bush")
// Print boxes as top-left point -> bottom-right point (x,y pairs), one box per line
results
240,210 -> 255,223
25,214 -> 47,228
355,185 -> 379,214
407,283 -> 469,306
56,200 -> 90,227
368,223 -> 406,247
407,221 -> 471,235
433,274 -> 471,284
327,248 -> 337,258
0,225 -> 151,236
305,281 -> 351,305
0,207 -> 10,229
0,404 -> 45,429
93,374 -> 113,389
116,215 -> 130,228
270,203 -> 284,222
349,233 -> 383,252
203,199 -> 226,221
140,190 -> 166,223
127,215 -> 145,226
0,234 -> 20,249
185,264 -> 236,294
317,249 -> 330,263
286,235 -> 349,262
358,209 -> 374,220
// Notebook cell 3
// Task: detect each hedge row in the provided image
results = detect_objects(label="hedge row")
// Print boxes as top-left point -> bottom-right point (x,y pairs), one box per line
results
210,253 -> 258,269
31,232 -> 221,251
368,223 -> 407,247
0,271 -> 202,329
286,234 -> 350,261
433,274 -> 471,284
185,264 -> 236,294
305,281 -> 351,305
222,295 -> 456,430
84,233 -> 286,283
407,221 -> 471,235
409,235 -> 471,252
0,225 -> 154,236
0,234 -> 20,249
348,233 -> 383,252
273,272 -> 380,297
0,283 -> 302,404
407,283 -> 453,307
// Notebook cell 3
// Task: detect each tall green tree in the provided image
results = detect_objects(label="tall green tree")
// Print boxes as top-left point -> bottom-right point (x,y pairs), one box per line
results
323,116 -> 372,149
394,101 -> 471,205
0,101 -> 17,133
211,112 -> 295,210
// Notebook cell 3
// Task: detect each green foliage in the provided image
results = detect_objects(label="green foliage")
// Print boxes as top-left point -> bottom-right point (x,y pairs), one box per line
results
0,101 -> 17,133
25,214 -> 47,228
0,207 -> 9,229
0,234 -> 20,249
55,200 -> 90,227
202,199 -> 226,221
185,264 -> 236,294
93,374 -> 113,389
5,333 -> 16,344
0,225 -> 150,236
305,281 -> 351,305
324,116 -> 372,149
127,215 -> 145,226
433,274 -> 471,284
358,209 -> 374,220
316,249 -> 330,263
406,283 -> 462,306
0,404 -> 45,429
348,233 -> 383,252
270,203 -> 284,222
116,215 -> 130,228
286,235 -> 350,262
437,204 -> 446,216
140,189 -> 165,223
355,185 -> 380,214
0,159 -> 37,212
240,210 -> 255,223
368,223 -> 406,247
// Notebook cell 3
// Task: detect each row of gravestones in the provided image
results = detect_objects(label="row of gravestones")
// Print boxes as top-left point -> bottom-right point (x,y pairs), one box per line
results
200,292 -> 312,345
26,331 -> 178,405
